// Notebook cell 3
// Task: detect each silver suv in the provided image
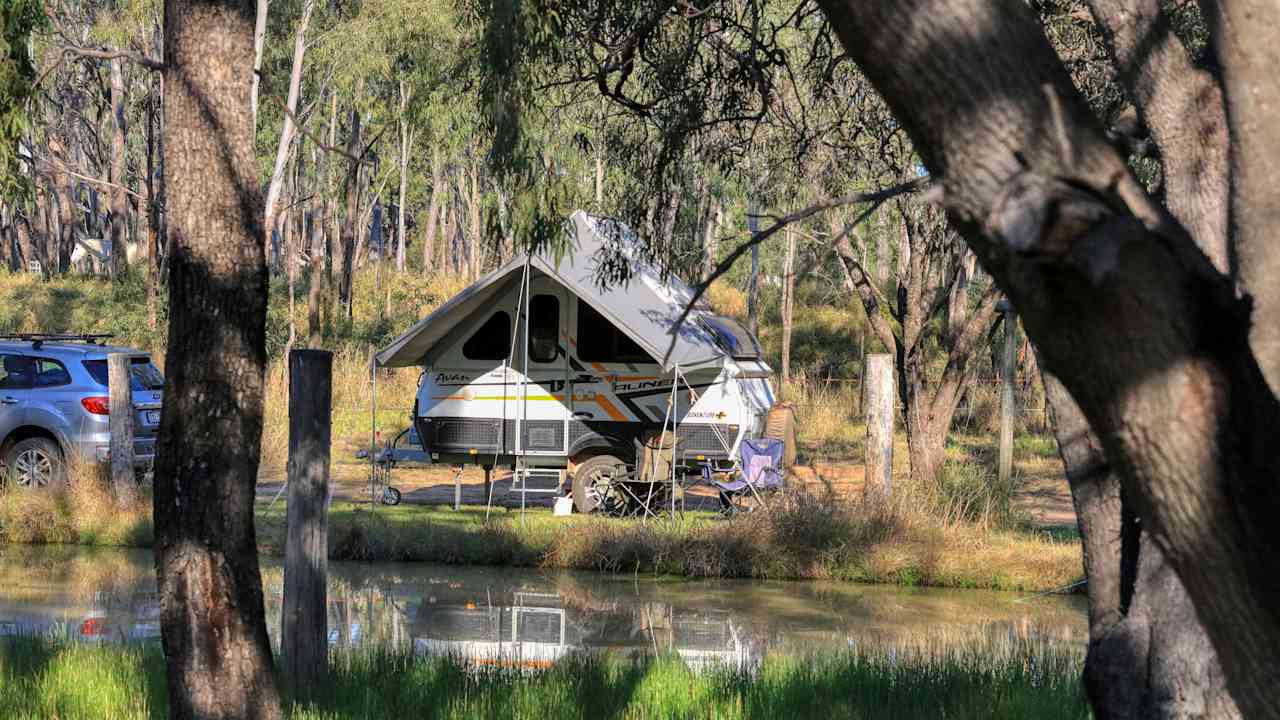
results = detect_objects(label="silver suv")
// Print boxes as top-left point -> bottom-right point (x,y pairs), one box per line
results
0,335 -> 164,488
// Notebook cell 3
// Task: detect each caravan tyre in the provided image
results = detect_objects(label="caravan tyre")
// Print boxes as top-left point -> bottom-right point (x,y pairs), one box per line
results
573,455 -> 625,514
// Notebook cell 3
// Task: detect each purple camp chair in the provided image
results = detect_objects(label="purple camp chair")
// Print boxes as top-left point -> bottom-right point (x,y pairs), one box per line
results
712,438 -> 785,514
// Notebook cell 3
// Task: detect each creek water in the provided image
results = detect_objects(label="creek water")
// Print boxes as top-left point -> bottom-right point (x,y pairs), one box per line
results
0,545 -> 1085,669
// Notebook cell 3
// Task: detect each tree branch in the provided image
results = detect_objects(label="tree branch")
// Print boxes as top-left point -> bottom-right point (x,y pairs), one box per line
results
661,176 -> 928,364
58,44 -> 165,71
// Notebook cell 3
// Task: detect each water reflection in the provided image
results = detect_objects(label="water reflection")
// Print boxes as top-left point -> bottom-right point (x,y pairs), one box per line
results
0,545 -> 1086,669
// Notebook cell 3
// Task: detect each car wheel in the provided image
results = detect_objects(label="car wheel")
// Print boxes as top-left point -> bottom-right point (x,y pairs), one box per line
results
572,455 -> 626,514
4,438 -> 65,491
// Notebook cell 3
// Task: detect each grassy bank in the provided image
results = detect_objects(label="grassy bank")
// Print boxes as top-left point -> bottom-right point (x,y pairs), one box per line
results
0,475 -> 1081,592
0,636 -> 1087,720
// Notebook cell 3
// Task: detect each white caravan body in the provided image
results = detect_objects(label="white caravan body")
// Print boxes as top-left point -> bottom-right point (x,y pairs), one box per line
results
375,212 -> 775,467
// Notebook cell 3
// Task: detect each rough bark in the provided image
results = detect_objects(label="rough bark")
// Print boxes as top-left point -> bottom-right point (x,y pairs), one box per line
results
157,0 -> 283,714
1203,0 -> 1280,397
817,0 -> 1280,715
1046,376 -> 1238,719
1084,0 -> 1230,272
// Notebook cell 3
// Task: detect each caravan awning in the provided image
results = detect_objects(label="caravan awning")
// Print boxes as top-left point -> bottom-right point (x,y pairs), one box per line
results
375,211 -> 729,371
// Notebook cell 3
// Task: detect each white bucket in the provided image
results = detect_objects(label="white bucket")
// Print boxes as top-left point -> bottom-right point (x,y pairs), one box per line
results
553,497 -> 574,516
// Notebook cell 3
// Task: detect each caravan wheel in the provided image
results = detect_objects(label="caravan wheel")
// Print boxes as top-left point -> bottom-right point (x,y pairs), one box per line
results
572,455 -> 626,514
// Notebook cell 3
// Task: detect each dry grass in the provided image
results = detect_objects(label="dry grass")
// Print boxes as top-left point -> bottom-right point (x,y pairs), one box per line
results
704,280 -> 748,320
0,464 -> 152,548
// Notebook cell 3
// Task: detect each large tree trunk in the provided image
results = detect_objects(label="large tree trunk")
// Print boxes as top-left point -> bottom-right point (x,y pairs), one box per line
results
108,57 -> 129,278
1205,0 -> 1280,396
1045,376 -> 1238,719
817,1 -> 1280,715
157,0 -> 282,717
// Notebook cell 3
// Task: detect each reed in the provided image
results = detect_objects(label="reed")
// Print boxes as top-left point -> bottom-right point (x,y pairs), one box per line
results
0,634 -> 1087,720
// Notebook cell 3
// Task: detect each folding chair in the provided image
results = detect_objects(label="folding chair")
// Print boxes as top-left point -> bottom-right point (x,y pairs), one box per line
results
711,438 -> 785,515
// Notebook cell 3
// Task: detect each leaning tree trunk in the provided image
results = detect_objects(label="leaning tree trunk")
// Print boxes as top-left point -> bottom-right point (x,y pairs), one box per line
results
816,1 -> 1280,715
156,0 -> 283,715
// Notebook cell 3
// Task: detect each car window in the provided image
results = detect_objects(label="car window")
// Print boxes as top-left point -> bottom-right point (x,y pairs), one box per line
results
82,358 -> 166,391
31,358 -> 71,387
0,354 -> 34,390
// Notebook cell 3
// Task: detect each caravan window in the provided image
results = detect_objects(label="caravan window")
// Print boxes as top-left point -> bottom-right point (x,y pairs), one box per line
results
576,302 -> 652,364
529,294 -> 559,363
463,312 -> 511,360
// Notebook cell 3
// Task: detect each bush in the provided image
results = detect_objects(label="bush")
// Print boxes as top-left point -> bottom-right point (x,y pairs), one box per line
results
923,461 -> 1024,530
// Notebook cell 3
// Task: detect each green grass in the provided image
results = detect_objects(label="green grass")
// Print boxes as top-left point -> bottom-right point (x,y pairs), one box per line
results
0,636 -> 1088,720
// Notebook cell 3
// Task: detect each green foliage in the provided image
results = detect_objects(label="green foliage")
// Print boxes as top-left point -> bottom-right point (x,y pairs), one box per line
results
0,0 -> 43,201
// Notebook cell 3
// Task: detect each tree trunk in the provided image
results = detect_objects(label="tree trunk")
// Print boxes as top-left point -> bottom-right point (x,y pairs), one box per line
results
421,149 -> 442,274
396,81 -> 411,273
158,0 -> 283,715
250,0 -> 268,134
263,0 -> 314,273
1205,0 -> 1280,396
781,221 -> 796,383
146,72 -> 161,331
108,57 -> 129,279
1045,376 -> 1239,719
702,196 -> 720,281
816,1 -> 1280,715
339,104 -> 361,317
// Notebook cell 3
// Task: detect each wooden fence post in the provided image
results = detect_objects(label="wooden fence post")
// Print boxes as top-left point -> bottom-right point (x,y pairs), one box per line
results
283,349 -> 331,698
864,353 -> 894,498
998,303 -> 1017,486
107,353 -> 136,504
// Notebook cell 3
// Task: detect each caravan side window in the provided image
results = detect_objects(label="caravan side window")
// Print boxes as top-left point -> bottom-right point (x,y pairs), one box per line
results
576,302 -> 651,363
463,312 -> 511,360
529,295 -> 560,363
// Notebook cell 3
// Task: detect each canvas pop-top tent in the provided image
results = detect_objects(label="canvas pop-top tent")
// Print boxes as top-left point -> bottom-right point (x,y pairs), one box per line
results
374,211 -> 776,476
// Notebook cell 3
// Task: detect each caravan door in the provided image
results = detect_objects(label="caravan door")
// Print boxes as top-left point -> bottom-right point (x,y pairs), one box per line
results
514,277 -> 571,456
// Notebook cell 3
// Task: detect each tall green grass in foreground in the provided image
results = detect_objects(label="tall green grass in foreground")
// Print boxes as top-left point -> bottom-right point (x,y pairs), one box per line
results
0,636 -> 1087,720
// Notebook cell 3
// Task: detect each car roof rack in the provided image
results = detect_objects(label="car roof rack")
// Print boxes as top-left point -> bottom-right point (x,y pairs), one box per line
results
0,333 -> 115,351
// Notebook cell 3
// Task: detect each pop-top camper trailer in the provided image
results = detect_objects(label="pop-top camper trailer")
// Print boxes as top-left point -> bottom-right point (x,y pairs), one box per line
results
374,211 -> 778,511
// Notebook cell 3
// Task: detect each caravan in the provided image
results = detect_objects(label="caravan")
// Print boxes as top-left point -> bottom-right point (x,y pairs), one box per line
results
375,212 -> 778,511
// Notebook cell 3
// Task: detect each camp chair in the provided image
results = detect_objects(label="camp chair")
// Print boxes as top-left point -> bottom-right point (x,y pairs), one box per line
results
711,438 -> 785,515
602,433 -> 678,519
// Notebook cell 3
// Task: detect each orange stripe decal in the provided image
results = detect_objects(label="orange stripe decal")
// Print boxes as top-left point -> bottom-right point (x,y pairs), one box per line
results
594,394 -> 627,421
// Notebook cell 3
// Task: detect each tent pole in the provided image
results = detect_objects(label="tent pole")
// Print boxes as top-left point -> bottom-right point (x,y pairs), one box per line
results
370,354 -> 378,512
520,252 -> 531,527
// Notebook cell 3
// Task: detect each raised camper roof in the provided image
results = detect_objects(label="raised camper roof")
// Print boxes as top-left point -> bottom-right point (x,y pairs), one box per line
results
375,211 -> 746,371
